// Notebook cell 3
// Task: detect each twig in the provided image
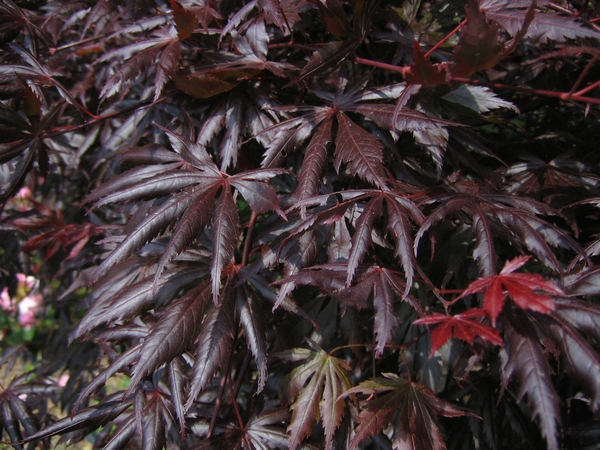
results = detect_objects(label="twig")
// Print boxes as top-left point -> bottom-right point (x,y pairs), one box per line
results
424,19 -> 468,59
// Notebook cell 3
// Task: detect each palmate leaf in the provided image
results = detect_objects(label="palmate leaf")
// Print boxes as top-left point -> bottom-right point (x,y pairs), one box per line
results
278,341 -> 352,450
414,308 -> 503,356
285,189 -> 423,302
414,179 -> 583,276
462,256 -> 563,326
343,267 -> 401,356
502,311 -> 561,450
0,374 -> 57,448
141,390 -> 170,450
502,154 -> 600,206
244,408 -> 291,449
87,131 -> 286,295
341,373 -> 470,450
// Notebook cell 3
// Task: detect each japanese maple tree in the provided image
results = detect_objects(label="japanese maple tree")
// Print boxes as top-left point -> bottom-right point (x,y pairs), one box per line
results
2,0 -> 600,449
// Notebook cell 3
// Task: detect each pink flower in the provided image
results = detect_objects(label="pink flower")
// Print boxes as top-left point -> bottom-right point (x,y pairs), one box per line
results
0,287 -> 14,312
18,293 -> 42,329
2,274 -> 43,329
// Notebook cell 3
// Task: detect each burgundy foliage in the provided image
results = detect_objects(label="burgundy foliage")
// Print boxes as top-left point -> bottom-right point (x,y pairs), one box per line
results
1,0 -> 600,449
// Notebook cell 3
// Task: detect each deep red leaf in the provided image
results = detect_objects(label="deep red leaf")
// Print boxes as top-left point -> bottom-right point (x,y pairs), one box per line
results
405,41 -> 448,86
452,0 -> 504,77
170,0 -> 198,41
335,112 -> 388,189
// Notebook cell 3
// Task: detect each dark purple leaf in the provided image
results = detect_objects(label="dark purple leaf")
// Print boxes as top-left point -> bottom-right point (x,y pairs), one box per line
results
346,196 -> 383,286
335,112 -> 388,190
100,45 -> 163,99
73,345 -> 141,413
482,1 -> 600,43
141,394 -> 167,450
289,39 -> 360,87
126,280 -> 211,396
71,267 -> 203,341
296,118 -> 333,215
230,178 -> 284,216
186,285 -> 236,410
153,185 -> 219,292
168,357 -> 188,440
102,415 -> 137,450
237,285 -> 268,392
22,395 -> 133,443
502,313 -> 560,450
154,40 -> 182,101
543,315 -> 600,413
211,184 -> 240,302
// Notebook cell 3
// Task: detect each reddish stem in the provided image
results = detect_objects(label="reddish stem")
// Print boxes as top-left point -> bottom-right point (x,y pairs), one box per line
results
354,56 -> 407,75
354,55 -> 600,105
573,78 -> 600,97
228,365 -> 245,429
424,19 -> 468,59
568,55 -> 599,95
450,76 -> 600,105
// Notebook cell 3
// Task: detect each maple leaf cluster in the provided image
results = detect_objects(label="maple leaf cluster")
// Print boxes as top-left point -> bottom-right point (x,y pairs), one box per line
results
1,0 -> 600,449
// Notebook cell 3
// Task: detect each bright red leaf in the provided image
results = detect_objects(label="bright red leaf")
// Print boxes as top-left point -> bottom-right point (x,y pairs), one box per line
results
414,308 -> 503,356
462,256 -> 563,325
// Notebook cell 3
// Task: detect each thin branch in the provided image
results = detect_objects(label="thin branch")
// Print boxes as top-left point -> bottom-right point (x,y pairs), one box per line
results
424,19 -> 468,59
354,56 -> 407,75
228,363 -> 245,429
568,55 -> 599,95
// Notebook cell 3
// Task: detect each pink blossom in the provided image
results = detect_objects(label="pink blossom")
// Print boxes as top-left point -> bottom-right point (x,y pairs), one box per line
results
0,287 -> 14,312
16,273 -> 37,290
57,374 -> 70,387
18,293 -> 42,329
